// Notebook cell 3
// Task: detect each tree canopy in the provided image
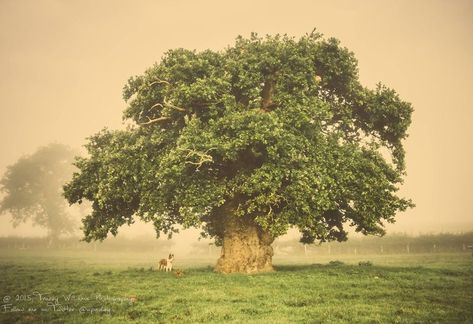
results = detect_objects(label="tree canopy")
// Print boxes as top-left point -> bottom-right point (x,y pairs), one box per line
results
1,143 -> 79,240
64,31 -> 414,248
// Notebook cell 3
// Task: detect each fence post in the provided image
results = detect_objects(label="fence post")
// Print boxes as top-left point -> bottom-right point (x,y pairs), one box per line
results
209,243 -> 214,256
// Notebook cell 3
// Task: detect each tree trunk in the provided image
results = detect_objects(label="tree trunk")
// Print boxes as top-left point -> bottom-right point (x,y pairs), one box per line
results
215,214 -> 274,273
47,234 -> 60,249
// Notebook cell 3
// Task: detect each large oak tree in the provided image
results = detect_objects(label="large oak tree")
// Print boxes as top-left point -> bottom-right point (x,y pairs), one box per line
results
64,32 -> 414,273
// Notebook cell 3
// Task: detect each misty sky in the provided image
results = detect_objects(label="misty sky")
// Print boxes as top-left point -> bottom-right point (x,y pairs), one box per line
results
0,0 -> 472,238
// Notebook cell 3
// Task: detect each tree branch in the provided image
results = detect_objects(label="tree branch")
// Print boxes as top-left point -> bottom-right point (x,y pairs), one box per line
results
164,98 -> 187,112
150,102 -> 164,110
181,148 -> 215,171
261,79 -> 274,111
150,97 -> 187,113
139,116 -> 171,125
149,78 -> 171,87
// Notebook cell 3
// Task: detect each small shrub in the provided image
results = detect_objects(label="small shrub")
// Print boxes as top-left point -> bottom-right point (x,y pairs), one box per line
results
328,260 -> 345,266
358,261 -> 373,267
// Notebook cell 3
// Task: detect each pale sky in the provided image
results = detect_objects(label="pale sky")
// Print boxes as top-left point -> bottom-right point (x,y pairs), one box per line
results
0,0 -> 472,238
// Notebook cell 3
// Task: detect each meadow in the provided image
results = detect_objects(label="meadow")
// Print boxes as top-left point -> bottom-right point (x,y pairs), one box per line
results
0,249 -> 472,323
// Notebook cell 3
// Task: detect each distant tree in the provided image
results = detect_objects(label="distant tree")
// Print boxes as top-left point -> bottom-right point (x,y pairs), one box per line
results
64,31 -> 414,273
0,143 -> 79,245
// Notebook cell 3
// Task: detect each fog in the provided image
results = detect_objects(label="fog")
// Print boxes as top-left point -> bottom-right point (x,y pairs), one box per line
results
1,0 -> 472,248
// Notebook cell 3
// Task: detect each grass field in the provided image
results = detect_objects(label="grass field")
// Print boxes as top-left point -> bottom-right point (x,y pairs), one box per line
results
0,249 -> 472,323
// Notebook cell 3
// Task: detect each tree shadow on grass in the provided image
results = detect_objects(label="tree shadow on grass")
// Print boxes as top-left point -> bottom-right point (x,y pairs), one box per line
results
273,263 -> 343,272
272,263 -> 446,275
182,262 -> 351,274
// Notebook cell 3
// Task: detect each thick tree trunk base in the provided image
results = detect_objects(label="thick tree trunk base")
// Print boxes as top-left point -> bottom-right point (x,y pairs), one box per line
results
215,215 -> 274,274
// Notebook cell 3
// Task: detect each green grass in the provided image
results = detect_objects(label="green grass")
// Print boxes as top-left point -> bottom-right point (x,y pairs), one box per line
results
0,250 -> 472,323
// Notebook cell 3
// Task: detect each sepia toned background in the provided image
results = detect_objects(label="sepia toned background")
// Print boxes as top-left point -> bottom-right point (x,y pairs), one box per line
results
0,0 -> 472,239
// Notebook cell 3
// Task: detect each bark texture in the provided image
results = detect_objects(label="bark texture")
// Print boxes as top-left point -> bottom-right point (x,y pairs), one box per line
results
215,215 -> 274,273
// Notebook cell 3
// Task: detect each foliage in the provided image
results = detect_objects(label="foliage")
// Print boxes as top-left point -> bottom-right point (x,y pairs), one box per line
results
0,143 -> 78,239
64,31 -> 414,244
